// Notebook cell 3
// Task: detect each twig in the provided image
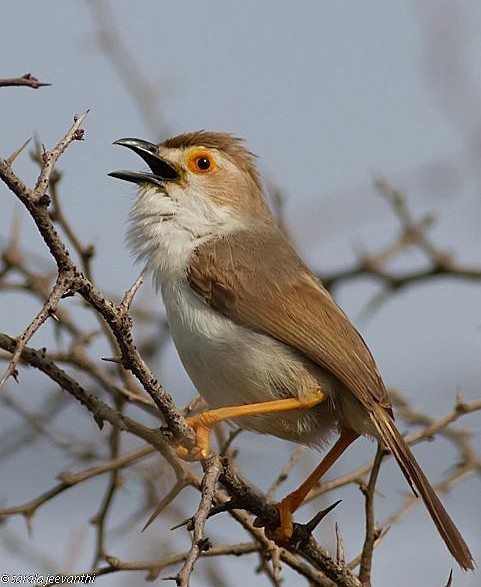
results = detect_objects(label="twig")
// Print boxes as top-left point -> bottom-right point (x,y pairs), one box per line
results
347,527 -> 390,571
0,391 -> 92,458
0,333 -> 184,474
219,457 -> 362,587
48,176 -> 95,281
0,73 -> 50,89
0,446 -> 153,523
0,271 -> 73,388
358,445 -> 384,586
91,394 -> 124,566
321,178 -> 481,295
120,270 -> 145,311
32,112 -> 87,203
336,523 -> 345,566
266,446 -> 306,502
0,117 -> 191,442
175,455 -> 222,587
7,138 -> 32,165
64,543 -> 260,583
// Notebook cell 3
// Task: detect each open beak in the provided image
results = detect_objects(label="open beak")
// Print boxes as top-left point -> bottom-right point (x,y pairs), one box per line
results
108,138 -> 180,187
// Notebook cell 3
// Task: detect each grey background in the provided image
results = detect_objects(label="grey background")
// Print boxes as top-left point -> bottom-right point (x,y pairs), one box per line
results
0,1 -> 480,585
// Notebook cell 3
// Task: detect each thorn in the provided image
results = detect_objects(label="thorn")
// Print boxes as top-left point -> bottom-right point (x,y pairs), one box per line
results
204,499 -> 241,519
444,569 -> 453,587
101,356 -> 123,364
170,516 -> 194,532
24,511 -> 33,537
93,414 -> 104,430
290,500 -> 342,548
304,500 -> 342,534
6,138 -> 32,165
142,481 -> 186,532
0,367 -> 19,390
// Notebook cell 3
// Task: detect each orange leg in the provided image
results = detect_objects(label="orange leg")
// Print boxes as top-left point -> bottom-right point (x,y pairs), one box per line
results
176,389 -> 328,461
262,427 -> 360,542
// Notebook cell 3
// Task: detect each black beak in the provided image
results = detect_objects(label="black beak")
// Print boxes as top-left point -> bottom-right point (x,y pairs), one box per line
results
108,138 -> 180,186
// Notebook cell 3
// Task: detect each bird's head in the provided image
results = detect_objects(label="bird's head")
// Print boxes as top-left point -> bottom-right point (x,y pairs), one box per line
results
109,131 -> 271,225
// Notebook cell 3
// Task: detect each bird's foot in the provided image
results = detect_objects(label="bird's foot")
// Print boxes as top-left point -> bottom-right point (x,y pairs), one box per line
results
254,494 -> 297,545
176,416 -> 212,461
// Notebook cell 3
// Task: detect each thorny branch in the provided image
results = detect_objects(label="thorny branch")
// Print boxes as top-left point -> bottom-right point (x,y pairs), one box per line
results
0,328 -> 361,587
321,178 -> 481,299
0,114 -> 189,442
175,456 -> 222,587
1,115 -> 479,585
0,271 -> 73,388
0,73 -> 50,89
0,116 -> 363,586
358,445 -> 385,587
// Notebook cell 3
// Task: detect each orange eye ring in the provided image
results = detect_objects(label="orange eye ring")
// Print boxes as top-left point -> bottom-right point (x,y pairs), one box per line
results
187,149 -> 217,174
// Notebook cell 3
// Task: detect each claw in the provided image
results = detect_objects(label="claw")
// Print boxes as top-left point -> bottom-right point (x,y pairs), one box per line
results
254,497 -> 342,547
175,416 -> 212,461
253,495 -> 296,545
176,444 -> 210,461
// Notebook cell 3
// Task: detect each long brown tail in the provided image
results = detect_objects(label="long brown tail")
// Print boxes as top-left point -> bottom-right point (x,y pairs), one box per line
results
370,406 -> 474,570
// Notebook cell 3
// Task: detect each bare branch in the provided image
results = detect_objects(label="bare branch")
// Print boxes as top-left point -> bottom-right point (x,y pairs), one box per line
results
358,445 -> 385,586
176,455 -> 222,587
0,333 -> 179,465
321,178 -> 481,295
0,271 -> 73,388
0,119 -> 191,441
76,543 -> 261,582
32,112 -> 87,203
1,108 -> 479,586
266,446 -> 306,502
120,270 -> 145,312
0,446 -> 153,523
335,523 -> 345,566
0,73 -> 50,89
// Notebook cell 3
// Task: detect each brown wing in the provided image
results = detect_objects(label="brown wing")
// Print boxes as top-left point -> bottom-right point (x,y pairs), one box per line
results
188,226 -> 391,413
188,227 -> 475,570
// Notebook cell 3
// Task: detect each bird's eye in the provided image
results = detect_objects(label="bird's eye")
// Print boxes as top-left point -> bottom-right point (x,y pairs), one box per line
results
197,157 -> 211,170
187,150 -> 217,174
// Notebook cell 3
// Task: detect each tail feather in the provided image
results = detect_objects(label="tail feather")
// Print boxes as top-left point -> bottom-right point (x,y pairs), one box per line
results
370,407 -> 474,570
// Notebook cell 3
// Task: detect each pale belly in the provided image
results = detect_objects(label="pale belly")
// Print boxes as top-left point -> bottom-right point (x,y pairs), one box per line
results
163,281 -> 341,446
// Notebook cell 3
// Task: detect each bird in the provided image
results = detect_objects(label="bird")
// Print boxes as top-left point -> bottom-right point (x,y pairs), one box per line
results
109,131 -> 473,570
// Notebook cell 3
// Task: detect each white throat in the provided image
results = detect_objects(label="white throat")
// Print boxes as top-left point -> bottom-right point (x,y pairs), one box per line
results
127,184 -> 244,290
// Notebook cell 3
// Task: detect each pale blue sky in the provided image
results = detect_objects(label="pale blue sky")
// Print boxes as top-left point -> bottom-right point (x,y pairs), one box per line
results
1,1 -> 480,585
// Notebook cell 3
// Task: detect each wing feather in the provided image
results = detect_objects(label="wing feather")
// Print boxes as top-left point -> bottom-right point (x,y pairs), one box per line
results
187,227 -> 391,413
186,227 -> 475,569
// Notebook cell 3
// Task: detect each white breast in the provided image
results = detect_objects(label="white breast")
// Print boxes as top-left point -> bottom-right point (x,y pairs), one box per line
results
127,185 -> 338,445
162,276 -> 339,445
